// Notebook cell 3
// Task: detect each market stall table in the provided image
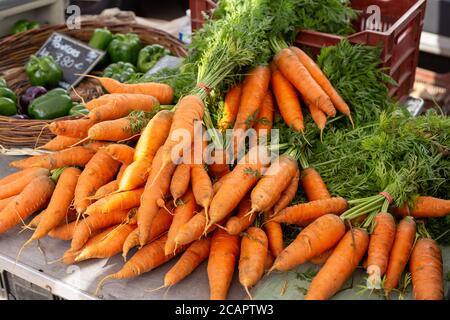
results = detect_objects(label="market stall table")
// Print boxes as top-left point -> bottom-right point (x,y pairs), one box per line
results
0,154 -> 449,300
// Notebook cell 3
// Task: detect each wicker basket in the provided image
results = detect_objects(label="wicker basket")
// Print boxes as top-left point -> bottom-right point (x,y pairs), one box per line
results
0,21 -> 187,148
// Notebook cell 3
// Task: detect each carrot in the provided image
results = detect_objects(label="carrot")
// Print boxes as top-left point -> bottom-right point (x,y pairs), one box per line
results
0,167 -> 49,186
48,118 -> 95,138
275,48 -> 336,117
191,163 -> 213,219
264,251 -> 275,271
254,91 -> 274,135
394,196 -> 450,218
170,164 -> 191,203
74,150 -> 120,214
250,153 -> 298,214
270,63 -> 304,132
264,220 -> 284,258
122,204 -> 174,260
271,197 -> 348,226
48,220 -> 78,240
273,168 -> 300,215
40,136 -> 82,151
92,180 -> 119,200
290,46 -> 352,121
103,144 -> 134,165
208,159 -> 230,179
233,66 -> 271,131
164,238 -> 211,287
165,190 -> 197,255
118,158 -> 151,192
0,196 -> 16,212
83,141 -> 112,152
76,224 -> 136,261
89,76 -> 174,104
224,195 -> 256,235
87,118 -> 136,142
85,94 -> 116,110
207,228 -> 240,300
366,212 -> 396,289
218,84 -> 242,131
305,228 -> 369,300
239,227 -> 268,299
272,214 -> 345,272
310,246 -> 335,265
410,238 -> 444,300
302,167 -> 331,201
9,147 -> 96,170
0,175 -> 54,234
384,216 -> 417,295
87,94 -> 159,122
306,100 -> 327,138
0,168 -> 49,199
71,209 -> 131,251
28,167 -> 80,241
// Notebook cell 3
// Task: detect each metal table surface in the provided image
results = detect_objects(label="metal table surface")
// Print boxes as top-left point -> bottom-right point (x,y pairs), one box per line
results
0,154 -> 449,300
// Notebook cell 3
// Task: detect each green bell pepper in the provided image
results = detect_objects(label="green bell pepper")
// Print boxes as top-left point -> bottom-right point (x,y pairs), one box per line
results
11,19 -> 40,34
25,55 -> 63,88
89,28 -> 113,51
137,45 -> 170,73
28,88 -> 73,120
69,103 -> 89,116
0,78 -> 8,87
107,33 -> 143,65
0,97 -> 17,116
103,61 -> 137,83
0,87 -> 17,103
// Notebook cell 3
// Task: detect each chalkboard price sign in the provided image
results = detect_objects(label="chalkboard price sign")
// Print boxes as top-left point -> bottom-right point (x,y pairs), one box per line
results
35,32 -> 105,90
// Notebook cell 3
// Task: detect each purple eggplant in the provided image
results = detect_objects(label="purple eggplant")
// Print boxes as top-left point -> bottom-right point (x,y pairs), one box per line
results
19,86 -> 47,113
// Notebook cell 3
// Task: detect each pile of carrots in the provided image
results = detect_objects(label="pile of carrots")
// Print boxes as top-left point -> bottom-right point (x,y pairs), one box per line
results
0,57 -> 448,301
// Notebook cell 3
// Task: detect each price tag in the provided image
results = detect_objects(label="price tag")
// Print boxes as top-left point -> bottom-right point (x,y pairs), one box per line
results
35,32 -> 105,89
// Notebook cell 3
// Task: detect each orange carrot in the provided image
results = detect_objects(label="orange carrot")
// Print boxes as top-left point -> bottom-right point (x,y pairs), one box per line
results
74,150 -> 120,214
9,147 -> 96,170
0,196 -> 16,212
224,195 -> 257,235
87,118 -> 135,142
170,164 -> 191,203
271,214 -> 345,272
310,246 -> 335,265
48,118 -> 95,138
164,238 -> 211,287
264,220 -> 284,258
83,141 -> 111,152
90,76 -> 174,105
264,251 -> 275,271
0,168 -> 49,199
270,63 -> 304,132
40,136 -> 82,151
0,167 -> 48,186
305,228 -> 369,300
218,84 -> 242,131
383,216 -> 416,295
207,228 -> 240,300
239,227 -> 268,299
165,190 -> 197,255
88,94 -> 159,122
290,46 -> 351,121
85,188 -> 144,216
302,167 -> 331,201
191,163 -> 213,218
92,180 -> 119,200
0,175 -> 54,234
271,197 -> 348,226
273,168 -> 300,215
366,212 -> 396,289
48,220 -> 78,240
254,91 -> 274,135
393,196 -> 450,218
410,238 -> 444,300
104,144 -> 134,165
306,100 -> 327,137
275,48 -> 336,117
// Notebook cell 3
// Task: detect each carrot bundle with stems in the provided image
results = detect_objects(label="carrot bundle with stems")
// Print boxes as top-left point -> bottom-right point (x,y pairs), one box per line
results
165,190 -> 197,255
88,76 -> 174,105
76,224 -> 136,262
254,91 -> 274,135
71,209 -> 131,251
191,163 -> 213,219
239,227 -> 268,299
264,219 -> 284,258
48,220 -> 78,240
410,238 -> 444,300
271,197 -> 348,226
393,196 -> 450,218
224,195 -> 256,235
366,212 -> 396,289
170,164 -> 191,203
163,238 -> 211,288
122,204 -> 174,260
87,118 -> 137,142
74,149 -> 120,214
218,84 -> 242,131
274,47 -> 336,117
208,228 -> 240,300
270,63 -> 304,132
40,136 -> 82,151
85,188 -> 144,216
271,214 -> 345,272
0,175 -> 54,234
87,94 -> 159,122
9,147 -> 96,170
0,168 -> 49,199
48,118 -> 96,139
305,228 -> 369,300
272,168 -> 300,215
384,216 -> 416,295
250,152 -> 298,215
290,46 -> 352,123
